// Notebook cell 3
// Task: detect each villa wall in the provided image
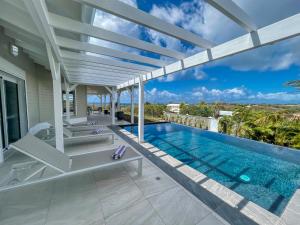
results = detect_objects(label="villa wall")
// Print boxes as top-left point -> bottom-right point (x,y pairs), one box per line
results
0,27 -> 54,127
36,65 -> 54,123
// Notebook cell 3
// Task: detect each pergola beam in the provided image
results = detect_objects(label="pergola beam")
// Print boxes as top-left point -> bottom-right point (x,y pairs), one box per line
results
65,67 -> 136,78
63,60 -> 148,75
56,36 -> 167,67
65,64 -> 144,76
206,0 -> 257,32
74,0 -> 214,49
118,13 -> 300,89
70,79 -> 120,86
68,73 -> 131,82
48,12 -> 185,59
61,50 -> 155,72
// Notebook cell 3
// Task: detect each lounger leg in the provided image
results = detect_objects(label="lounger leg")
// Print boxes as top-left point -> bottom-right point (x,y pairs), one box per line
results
137,159 -> 143,176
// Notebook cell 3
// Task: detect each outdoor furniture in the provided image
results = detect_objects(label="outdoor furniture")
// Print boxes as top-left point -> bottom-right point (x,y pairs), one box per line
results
3,134 -> 142,191
63,127 -> 115,144
64,119 -> 105,132
116,111 -> 124,120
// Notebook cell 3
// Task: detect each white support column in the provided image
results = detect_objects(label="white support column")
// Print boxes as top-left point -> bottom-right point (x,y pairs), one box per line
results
99,95 -> 103,112
138,76 -> 144,143
130,86 -> 134,124
64,80 -> 70,122
117,91 -> 121,111
111,88 -> 116,125
52,66 -> 64,152
46,43 -> 64,152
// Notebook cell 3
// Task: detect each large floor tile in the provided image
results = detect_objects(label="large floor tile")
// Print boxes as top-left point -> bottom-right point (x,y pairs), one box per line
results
105,199 -> 165,225
148,187 -> 211,225
197,213 -> 230,225
0,181 -> 53,205
132,166 -> 177,198
99,177 -> 144,218
51,173 -> 96,200
95,175 -> 132,199
0,203 -> 48,225
46,189 -> 105,225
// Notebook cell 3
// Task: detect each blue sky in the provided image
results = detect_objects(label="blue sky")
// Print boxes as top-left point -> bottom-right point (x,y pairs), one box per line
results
88,0 -> 300,104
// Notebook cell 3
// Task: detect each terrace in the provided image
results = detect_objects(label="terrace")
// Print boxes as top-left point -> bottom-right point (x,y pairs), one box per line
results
0,0 -> 299,225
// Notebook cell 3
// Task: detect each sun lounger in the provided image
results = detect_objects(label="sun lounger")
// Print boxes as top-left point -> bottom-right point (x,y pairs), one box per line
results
63,127 -> 115,144
2,134 -> 142,191
64,119 -> 104,132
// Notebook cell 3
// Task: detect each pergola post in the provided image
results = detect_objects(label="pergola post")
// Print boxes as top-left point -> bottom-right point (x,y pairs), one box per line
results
117,91 -> 121,111
99,94 -> 103,112
130,86 -> 134,124
111,88 -> 116,125
46,43 -> 64,152
64,80 -> 70,122
104,95 -> 107,110
138,75 -> 144,143
53,68 -> 64,152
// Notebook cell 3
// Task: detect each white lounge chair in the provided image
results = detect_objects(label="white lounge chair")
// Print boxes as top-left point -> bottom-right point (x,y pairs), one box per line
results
63,119 -> 105,132
2,134 -> 142,191
63,127 -> 115,144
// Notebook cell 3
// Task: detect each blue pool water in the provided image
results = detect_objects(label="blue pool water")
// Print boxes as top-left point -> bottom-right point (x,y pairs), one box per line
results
124,123 -> 300,215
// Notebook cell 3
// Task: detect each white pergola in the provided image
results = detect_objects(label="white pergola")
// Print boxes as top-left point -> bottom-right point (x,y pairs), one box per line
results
0,0 -> 299,149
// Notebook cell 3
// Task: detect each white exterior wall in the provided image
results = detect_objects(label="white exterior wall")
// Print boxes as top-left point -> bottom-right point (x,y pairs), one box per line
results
36,65 -> 54,123
0,27 -> 54,127
75,85 -> 87,117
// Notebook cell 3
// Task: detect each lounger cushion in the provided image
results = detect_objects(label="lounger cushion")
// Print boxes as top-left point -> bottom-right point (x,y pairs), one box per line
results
72,129 -> 113,137
71,147 -> 141,171
11,134 -> 71,173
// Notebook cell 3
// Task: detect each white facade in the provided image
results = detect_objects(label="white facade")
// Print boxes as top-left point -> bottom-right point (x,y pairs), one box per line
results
219,110 -> 233,116
167,104 -> 180,114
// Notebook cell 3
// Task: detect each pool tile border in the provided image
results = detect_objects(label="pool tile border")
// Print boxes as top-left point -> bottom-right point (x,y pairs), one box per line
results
111,126 -> 299,225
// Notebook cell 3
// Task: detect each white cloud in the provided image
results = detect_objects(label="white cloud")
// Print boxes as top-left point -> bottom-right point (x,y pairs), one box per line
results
190,86 -> 300,103
249,92 -> 300,101
192,86 -> 247,101
146,88 -> 180,103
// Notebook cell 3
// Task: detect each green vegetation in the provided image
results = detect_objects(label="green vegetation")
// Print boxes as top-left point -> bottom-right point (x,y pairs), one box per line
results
219,107 -> 300,149
121,103 -> 166,122
179,102 -> 215,117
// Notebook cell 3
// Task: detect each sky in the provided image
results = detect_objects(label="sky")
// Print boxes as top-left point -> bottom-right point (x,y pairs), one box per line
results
87,0 -> 300,104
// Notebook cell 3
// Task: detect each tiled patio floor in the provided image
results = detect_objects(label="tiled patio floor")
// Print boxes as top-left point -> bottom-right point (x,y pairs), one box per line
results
0,121 -> 229,225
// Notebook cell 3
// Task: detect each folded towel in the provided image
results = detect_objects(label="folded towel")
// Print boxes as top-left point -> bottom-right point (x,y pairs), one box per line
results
112,145 -> 127,160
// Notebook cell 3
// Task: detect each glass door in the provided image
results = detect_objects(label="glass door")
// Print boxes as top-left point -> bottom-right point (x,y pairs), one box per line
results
0,75 -> 22,151
4,80 -> 21,144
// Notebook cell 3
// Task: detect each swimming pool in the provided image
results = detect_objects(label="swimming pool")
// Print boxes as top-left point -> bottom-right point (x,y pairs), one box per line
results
123,122 -> 300,216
